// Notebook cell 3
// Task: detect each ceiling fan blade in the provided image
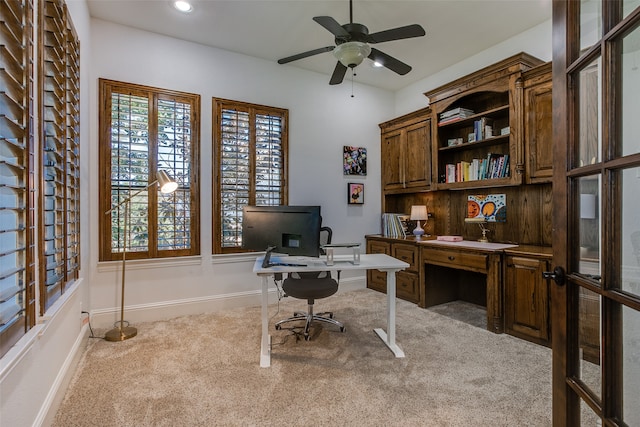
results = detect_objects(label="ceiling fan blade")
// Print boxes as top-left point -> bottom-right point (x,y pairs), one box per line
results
277,46 -> 335,64
329,61 -> 348,85
368,48 -> 412,75
313,16 -> 350,39
367,24 -> 426,44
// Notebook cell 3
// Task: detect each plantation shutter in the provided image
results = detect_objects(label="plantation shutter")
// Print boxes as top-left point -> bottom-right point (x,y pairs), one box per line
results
213,99 -> 288,253
0,0 -> 35,357
39,0 -> 80,311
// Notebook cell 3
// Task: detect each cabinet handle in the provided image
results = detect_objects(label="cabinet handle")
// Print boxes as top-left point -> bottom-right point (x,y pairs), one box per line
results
448,256 -> 455,261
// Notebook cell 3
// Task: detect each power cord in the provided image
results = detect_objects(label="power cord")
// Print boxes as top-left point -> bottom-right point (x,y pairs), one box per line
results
81,311 -> 103,339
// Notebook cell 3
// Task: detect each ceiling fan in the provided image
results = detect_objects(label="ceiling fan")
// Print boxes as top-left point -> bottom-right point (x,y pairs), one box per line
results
277,0 -> 426,85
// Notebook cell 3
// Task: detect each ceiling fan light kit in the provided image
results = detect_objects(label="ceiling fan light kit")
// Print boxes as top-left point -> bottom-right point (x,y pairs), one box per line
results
277,0 -> 425,85
334,41 -> 371,68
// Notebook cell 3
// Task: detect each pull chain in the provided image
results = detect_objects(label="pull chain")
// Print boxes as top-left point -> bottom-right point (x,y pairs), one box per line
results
351,68 -> 356,98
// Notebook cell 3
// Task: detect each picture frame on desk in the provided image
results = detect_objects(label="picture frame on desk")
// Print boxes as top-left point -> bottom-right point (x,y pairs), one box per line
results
348,182 -> 364,204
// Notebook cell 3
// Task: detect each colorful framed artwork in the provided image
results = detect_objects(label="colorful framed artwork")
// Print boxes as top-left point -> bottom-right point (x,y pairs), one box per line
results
348,183 -> 364,204
343,146 -> 367,176
467,194 -> 506,222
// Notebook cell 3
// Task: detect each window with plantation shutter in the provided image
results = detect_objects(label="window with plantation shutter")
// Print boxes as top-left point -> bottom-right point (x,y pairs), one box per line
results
38,0 -> 80,312
213,98 -> 288,254
98,80 -> 200,261
1,0 -> 35,358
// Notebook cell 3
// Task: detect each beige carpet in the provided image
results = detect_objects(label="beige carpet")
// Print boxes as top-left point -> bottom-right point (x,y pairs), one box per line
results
53,289 -> 552,426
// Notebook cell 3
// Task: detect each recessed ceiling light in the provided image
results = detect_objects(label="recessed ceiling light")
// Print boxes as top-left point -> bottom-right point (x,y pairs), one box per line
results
173,0 -> 193,13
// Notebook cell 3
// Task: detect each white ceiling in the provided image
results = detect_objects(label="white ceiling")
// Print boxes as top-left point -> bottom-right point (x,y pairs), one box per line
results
86,0 -> 552,91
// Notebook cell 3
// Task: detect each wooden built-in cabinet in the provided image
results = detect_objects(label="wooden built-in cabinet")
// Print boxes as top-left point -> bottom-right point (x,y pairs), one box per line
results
380,107 -> 431,193
370,54 -> 554,346
503,246 -> 552,346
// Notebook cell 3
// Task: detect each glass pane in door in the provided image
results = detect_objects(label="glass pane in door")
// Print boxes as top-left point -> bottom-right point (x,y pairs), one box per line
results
578,57 -> 602,166
580,0 -> 602,52
624,0 -> 640,19
622,23 -> 640,157
623,305 -> 640,424
621,167 -> 640,297
578,287 -> 601,397
578,175 -> 601,278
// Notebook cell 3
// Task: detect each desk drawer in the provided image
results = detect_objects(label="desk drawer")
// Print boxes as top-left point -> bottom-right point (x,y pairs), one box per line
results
392,243 -> 419,273
397,271 -> 419,303
367,269 -> 387,293
423,248 -> 488,273
367,240 -> 390,255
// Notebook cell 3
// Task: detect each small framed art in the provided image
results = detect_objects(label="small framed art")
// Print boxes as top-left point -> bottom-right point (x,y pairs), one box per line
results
348,183 -> 364,204
343,146 -> 367,176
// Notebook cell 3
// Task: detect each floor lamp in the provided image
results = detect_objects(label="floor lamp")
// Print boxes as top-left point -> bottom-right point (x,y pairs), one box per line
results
104,170 -> 178,342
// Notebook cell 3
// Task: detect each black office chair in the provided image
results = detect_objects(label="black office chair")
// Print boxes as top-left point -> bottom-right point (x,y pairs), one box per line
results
274,226 -> 345,340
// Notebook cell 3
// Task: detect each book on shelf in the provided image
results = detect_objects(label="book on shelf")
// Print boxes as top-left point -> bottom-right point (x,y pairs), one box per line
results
473,117 -> 494,141
442,153 -> 510,183
382,213 -> 410,238
439,107 -> 474,120
438,107 -> 475,126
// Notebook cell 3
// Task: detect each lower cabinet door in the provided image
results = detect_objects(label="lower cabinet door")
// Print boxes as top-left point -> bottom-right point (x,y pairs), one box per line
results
504,255 -> 550,344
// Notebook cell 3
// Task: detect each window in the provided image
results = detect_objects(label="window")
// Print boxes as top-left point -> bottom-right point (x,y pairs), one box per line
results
99,80 -> 200,261
212,99 -> 288,254
39,0 -> 80,312
0,0 -> 35,357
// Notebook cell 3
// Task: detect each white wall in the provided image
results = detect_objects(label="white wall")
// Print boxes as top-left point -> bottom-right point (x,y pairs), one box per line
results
87,19 -> 394,328
394,19 -> 553,116
0,4 -> 554,426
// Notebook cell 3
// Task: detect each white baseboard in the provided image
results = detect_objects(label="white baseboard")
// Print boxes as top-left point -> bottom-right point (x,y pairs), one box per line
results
90,277 -> 366,328
38,324 -> 90,427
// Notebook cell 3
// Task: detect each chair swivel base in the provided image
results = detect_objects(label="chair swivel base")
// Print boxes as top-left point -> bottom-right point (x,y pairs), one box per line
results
275,309 -> 345,341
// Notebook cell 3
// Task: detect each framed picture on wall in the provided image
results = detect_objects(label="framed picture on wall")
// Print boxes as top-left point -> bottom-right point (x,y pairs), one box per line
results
348,183 -> 364,204
343,146 -> 367,176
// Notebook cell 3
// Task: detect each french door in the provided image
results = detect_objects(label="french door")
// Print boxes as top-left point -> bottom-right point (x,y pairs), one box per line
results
552,0 -> 640,425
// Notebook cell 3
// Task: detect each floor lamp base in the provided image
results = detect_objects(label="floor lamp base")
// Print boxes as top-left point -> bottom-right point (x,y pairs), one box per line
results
104,325 -> 137,342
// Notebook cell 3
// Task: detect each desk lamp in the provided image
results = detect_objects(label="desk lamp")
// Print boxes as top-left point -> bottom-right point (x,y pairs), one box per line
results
465,217 -> 490,243
104,170 -> 177,342
410,205 -> 428,239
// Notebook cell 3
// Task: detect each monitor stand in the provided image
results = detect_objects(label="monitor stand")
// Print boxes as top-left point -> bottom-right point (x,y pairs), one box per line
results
261,246 -> 307,268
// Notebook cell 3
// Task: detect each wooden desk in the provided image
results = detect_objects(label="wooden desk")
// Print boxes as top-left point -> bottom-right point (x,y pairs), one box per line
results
419,240 -> 517,333
253,253 -> 409,367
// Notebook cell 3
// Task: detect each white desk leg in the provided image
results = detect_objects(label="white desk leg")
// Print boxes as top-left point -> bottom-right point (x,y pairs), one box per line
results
260,276 -> 271,367
374,269 -> 405,358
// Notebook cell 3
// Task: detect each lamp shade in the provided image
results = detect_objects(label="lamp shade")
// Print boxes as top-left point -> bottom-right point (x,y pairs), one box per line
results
157,170 -> 178,194
333,41 -> 371,68
410,205 -> 428,221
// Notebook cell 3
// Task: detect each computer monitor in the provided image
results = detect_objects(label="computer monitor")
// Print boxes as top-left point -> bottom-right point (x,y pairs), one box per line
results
242,205 -> 322,259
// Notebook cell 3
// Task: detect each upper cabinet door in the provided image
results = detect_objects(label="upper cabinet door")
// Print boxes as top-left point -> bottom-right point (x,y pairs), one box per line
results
404,120 -> 431,189
523,62 -> 553,184
380,107 -> 432,193
381,129 -> 404,190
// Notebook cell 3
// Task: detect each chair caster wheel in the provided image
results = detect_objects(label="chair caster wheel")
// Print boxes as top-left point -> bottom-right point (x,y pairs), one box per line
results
275,325 -> 281,330
340,327 -> 345,332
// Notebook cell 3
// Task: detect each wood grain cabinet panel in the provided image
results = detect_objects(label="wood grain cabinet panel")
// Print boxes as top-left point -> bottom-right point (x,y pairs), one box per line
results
523,62 -> 553,184
504,255 -> 550,345
380,108 -> 432,193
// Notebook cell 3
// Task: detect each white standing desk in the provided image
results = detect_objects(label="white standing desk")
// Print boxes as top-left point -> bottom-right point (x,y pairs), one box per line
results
253,253 -> 409,367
